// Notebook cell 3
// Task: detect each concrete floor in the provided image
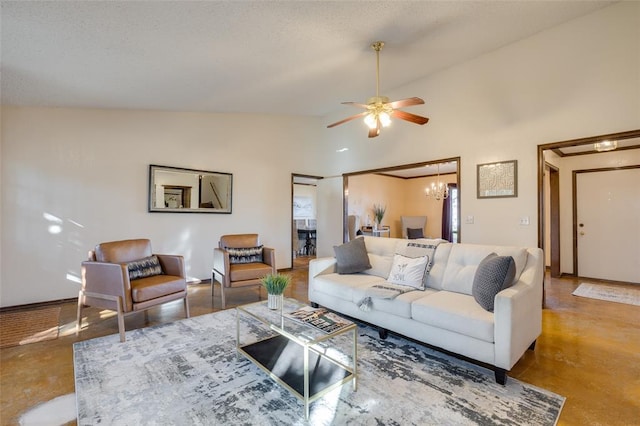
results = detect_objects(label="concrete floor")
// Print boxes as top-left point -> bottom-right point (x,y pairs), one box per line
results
1,258 -> 638,425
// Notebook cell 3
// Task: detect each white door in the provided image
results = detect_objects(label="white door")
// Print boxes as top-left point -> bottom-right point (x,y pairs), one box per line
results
576,168 -> 640,283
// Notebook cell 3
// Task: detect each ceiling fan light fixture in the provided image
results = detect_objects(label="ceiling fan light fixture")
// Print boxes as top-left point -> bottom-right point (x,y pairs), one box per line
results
326,41 -> 429,138
379,111 -> 391,127
594,140 -> 617,152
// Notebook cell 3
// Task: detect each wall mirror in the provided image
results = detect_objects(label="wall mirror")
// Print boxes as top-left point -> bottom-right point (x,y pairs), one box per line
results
148,165 -> 232,213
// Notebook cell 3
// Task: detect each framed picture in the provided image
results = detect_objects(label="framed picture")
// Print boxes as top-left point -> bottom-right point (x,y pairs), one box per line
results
477,160 -> 518,198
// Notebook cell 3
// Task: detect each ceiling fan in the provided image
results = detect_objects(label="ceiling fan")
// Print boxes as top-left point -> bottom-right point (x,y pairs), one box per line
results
327,41 -> 429,138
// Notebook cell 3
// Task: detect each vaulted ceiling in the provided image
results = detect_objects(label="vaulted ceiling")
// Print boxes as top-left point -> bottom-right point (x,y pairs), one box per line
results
1,1 -> 614,117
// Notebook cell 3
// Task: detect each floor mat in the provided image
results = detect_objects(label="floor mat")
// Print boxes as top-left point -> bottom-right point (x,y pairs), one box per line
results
0,307 -> 61,348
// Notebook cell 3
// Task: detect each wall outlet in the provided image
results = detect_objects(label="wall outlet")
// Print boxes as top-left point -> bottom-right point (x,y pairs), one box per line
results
466,215 -> 474,224
519,216 -> 530,226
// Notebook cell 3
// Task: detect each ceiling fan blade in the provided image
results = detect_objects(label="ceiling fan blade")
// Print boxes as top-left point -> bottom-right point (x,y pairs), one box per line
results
327,111 -> 369,128
368,117 -> 381,138
342,101 -> 370,109
391,109 -> 430,125
387,97 -> 425,109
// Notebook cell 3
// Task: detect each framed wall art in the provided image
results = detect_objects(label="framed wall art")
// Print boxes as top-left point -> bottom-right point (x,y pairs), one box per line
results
477,160 -> 518,198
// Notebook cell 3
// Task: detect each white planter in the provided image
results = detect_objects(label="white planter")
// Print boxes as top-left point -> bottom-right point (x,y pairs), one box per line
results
267,293 -> 283,310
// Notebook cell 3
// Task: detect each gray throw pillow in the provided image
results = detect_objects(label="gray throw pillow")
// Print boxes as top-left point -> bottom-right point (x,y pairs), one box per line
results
472,253 -> 516,312
407,228 -> 424,239
333,237 -> 372,274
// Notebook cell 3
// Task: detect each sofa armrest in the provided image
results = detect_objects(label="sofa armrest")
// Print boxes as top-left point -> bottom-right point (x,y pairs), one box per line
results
309,257 -> 337,279
156,254 -> 185,278
493,248 -> 544,370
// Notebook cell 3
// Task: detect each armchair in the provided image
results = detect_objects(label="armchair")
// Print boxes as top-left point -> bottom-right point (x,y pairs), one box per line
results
212,234 -> 276,309
401,216 -> 427,239
76,239 -> 189,342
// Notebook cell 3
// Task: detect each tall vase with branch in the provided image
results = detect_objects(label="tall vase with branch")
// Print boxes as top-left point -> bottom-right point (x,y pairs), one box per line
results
372,203 -> 386,231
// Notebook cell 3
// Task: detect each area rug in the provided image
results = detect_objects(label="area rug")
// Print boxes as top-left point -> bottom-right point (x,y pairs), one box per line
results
74,308 -> 565,425
573,283 -> 640,306
0,306 -> 60,349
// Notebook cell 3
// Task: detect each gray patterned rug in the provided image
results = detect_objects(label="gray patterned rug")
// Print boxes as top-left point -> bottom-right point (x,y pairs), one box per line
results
573,282 -> 640,306
74,308 -> 564,425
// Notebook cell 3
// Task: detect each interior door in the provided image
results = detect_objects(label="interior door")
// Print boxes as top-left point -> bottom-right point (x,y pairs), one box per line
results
576,167 -> 640,283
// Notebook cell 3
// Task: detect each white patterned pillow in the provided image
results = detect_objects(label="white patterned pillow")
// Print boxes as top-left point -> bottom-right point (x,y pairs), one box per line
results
387,254 -> 429,289
227,246 -> 263,264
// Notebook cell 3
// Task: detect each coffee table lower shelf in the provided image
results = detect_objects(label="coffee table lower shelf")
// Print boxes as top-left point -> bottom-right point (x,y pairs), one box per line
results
239,334 -> 353,414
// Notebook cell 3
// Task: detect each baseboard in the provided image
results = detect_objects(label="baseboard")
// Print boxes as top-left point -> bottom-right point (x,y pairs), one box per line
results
0,297 -> 77,313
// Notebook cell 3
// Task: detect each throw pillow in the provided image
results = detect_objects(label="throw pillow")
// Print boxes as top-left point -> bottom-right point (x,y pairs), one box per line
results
128,255 -> 163,280
227,246 -> 264,264
387,254 -> 429,289
333,237 -> 372,274
407,228 -> 424,239
472,253 -> 516,312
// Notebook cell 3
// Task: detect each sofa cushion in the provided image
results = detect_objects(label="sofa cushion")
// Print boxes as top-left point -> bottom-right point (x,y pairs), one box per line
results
333,237 -> 372,274
472,253 -> 516,311
407,228 -> 424,239
127,255 -> 163,280
226,246 -> 263,264
411,291 -> 495,343
131,274 -> 185,303
387,254 -> 429,289
314,273 -> 385,302
360,236 -> 397,278
352,286 -> 436,318
440,244 -> 526,295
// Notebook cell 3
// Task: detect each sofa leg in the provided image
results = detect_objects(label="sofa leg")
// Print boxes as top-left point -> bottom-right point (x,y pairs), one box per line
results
378,327 -> 388,340
494,368 -> 507,385
310,302 -> 319,308
528,340 -> 536,351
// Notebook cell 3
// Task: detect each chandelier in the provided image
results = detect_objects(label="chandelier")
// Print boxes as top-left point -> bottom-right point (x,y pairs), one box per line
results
425,164 -> 449,201
594,140 -> 617,152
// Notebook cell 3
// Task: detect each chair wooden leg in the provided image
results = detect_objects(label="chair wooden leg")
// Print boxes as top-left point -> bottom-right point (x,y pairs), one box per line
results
183,296 -> 190,318
220,283 -> 226,310
76,291 -> 84,335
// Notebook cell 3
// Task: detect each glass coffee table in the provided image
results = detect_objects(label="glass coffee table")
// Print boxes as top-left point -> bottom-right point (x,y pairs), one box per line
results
236,298 -> 357,420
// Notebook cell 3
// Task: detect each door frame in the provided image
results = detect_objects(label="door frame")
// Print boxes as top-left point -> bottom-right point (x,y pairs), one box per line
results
545,163 -> 561,278
537,129 -> 640,272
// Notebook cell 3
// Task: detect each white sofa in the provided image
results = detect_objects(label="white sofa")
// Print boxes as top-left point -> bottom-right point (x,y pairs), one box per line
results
308,236 -> 544,384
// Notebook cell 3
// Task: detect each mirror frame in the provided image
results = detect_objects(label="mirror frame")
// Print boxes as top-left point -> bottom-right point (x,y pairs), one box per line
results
148,164 -> 233,214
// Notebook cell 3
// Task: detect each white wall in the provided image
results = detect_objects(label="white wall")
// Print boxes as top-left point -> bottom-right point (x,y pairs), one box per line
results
1,107 -> 323,306
320,2 -> 639,248
1,2 -> 639,306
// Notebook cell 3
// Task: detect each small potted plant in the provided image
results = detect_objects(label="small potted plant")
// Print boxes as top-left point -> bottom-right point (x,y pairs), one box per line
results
261,273 -> 291,310
373,203 -> 386,230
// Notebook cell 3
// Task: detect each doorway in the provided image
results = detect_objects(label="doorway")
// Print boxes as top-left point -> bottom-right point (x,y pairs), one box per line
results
291,174 -> 322,269
538,129 -> 640,283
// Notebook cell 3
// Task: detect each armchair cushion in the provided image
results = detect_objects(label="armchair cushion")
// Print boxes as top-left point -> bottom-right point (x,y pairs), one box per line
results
226,246 -> 264,264
131,275 -> 186,303
127,255 -> 163,280
229,263 -> 274,283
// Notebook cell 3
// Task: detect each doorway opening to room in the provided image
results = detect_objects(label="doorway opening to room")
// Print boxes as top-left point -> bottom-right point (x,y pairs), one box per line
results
537,129 -> 640,286
292,174 -> 323,270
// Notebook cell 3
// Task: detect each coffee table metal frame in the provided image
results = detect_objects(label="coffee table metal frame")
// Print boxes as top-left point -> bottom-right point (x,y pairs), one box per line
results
236,298 -> 357,420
